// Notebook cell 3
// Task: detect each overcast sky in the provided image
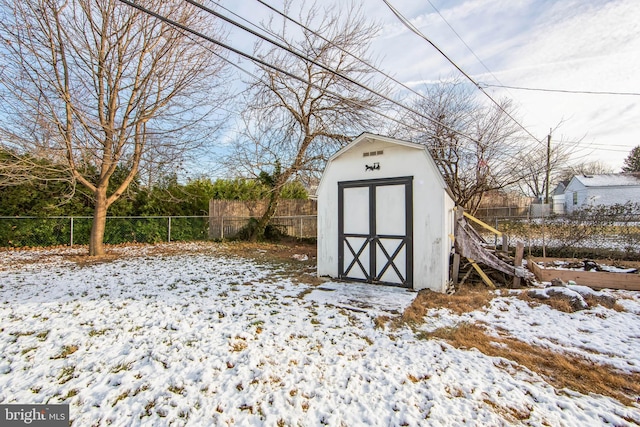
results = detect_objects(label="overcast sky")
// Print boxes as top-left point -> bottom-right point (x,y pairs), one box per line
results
216,0 -> 639,171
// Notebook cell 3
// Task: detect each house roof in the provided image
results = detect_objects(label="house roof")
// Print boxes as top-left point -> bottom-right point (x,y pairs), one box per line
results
572,173 -> 640,187
551,181 -> 568,195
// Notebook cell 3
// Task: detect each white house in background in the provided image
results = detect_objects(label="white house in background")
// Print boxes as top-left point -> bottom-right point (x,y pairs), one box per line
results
550,181 -> 569,215
316,133 -> 455,292
564,173 -> 640,213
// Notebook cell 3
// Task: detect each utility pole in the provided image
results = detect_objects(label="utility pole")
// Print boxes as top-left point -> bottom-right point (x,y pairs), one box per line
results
545,130 -> 551,204
542,129 -> 551,260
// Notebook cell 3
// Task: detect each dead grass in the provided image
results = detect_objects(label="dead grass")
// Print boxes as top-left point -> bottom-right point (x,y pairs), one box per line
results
229,337 -> 248,352
482,398 -> 532,423
520,290 -> 626,313
374,315 -> 391,329
399,284 -> 640,405
584,294 -> 625,312
406,373 -> 430,383
398,285 -> 496,325
67,254 -> 121,266
519,292 -> 579,313
51,345 -> 78,359
420,322 -> 640,406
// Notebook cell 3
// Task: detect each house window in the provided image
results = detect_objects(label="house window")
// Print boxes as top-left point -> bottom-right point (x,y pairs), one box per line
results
573,192 -> 578,205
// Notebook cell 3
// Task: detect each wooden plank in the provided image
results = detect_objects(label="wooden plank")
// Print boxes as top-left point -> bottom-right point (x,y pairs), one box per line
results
462,211 -> 502,236
451,208 -> 464,285
459,266 -> 474,286
452,253 -> 461,285
468,257 -> 496,288
530,257 -> 640,268
527,257 -> 640,291
512,241 -> 525,287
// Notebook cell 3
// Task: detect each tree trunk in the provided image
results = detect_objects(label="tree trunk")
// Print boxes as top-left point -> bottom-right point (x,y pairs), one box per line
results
251,185 -> 282,242
89,187 -> 108,256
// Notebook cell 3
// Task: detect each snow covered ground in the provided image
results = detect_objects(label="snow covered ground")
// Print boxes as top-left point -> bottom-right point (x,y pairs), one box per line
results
0,243 -> 639,426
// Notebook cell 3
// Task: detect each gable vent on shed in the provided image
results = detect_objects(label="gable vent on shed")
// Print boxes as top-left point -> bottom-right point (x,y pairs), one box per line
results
363,150 -> 383,157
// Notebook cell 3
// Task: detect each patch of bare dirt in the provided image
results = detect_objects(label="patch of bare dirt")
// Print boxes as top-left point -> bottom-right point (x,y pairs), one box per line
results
2,240 -> 318,270
214,239 -> 317,264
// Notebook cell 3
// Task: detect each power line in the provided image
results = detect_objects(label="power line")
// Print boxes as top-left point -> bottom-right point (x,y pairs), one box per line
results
421,2 -> 638,159
115,0 -> 569,178
252,0 -> 432,106
560,139 -> 633,149
481,83 -> 640,96
426,0 -> 501,87
182,0 -> 494,147
114,0 -> 483,155
424,0 -> 542,124
255,2 -> 629,161
381,0 -> 544,147
557,142 -> 632,153
239,0 -> 548,155
249,0 -> 589,166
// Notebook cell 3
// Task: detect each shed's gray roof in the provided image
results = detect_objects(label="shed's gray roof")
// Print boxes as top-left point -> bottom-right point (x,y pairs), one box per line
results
572,173 -> 640,187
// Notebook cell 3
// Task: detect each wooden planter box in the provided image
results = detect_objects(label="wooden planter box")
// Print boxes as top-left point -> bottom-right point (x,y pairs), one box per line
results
527,257 -> 640,291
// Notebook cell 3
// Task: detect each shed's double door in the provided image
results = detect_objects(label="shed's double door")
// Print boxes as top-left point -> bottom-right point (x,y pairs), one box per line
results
338,176 -> 413,288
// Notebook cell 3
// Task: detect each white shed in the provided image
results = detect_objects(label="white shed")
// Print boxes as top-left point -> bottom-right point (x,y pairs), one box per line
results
316,133 -> 456,292
564,173 -> 640,213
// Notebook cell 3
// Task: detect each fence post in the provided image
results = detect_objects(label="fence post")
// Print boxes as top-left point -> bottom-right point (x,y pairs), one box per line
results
70,217 -> 74,247
168,217 -> 172,242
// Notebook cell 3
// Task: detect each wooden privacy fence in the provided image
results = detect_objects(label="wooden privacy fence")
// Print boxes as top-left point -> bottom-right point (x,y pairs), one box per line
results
208,199 -> 318,239
208,215 -> 317,240
209,199 -> 317,218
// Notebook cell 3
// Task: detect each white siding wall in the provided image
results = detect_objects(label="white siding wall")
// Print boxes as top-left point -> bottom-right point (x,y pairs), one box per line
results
317,138 -> 454,292
564,178 -> 586,213
565,177 -> 640,213
552,194 -> 565,214
583,187 -> 640,206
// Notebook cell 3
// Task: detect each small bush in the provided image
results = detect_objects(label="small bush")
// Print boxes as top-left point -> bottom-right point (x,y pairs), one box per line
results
235,218 -> 288,241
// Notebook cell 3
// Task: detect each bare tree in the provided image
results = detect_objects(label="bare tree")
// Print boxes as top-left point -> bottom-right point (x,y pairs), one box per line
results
559,160 -> 614,182
516,138 -> 571,200
398,79 -> 527,213
225,1 -> 387,240
0,0 -> 227,255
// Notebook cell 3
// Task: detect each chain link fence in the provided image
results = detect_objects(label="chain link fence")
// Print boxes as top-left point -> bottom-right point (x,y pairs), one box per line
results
474,206 -> 534,221
0,215 -> 318,248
